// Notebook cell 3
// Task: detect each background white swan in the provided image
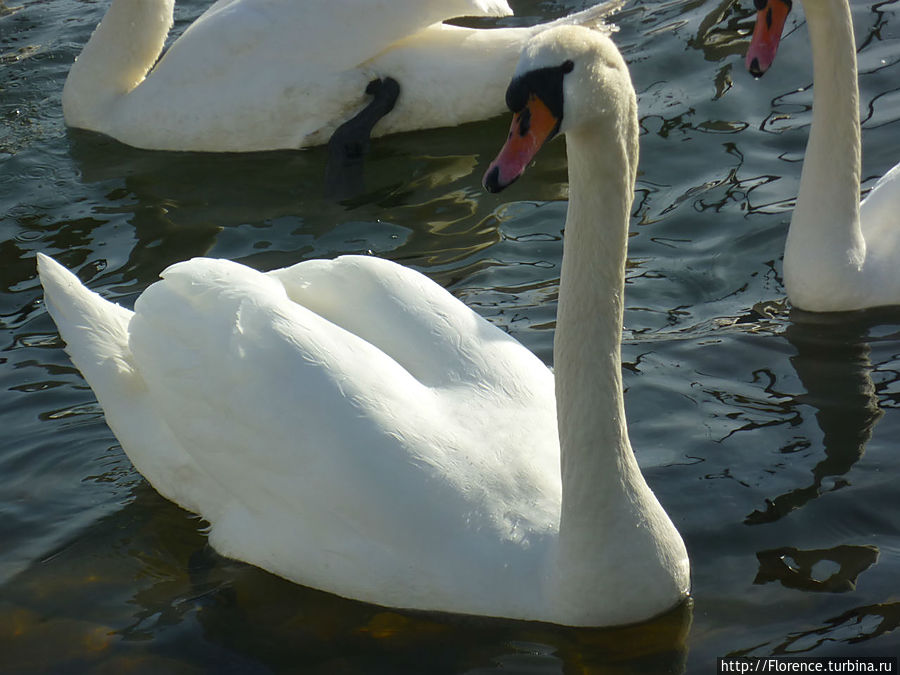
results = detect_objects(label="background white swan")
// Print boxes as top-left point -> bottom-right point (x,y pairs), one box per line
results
746,0 -> 900,312
40,24 -> 689,627
63,0 -> 622,152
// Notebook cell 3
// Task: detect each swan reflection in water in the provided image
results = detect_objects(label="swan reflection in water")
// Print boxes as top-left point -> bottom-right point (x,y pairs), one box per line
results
745,307 -> 900,654
745,310 -> 886,527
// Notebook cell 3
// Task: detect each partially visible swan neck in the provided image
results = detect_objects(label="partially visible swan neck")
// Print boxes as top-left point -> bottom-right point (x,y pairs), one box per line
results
63,0 -> 174,128
550,112 -> 689,624
555,122 -> 637,526
790,0 -> 863,258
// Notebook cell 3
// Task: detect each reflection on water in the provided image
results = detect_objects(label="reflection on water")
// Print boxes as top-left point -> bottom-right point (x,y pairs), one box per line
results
785,602 -> 900,652
755,544 -> 879,593
745,312 -> 884,525
734,600 -> 900,656
62,125 -> 509,292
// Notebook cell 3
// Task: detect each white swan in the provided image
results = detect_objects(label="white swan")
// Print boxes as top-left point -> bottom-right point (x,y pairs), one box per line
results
39,24 -> 690,627
746,0 -> 900,312
63,0 -> 621,152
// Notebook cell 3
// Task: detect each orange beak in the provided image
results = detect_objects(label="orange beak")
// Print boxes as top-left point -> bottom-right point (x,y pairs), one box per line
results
746,0 -> 792,77
483,94 -> 561,193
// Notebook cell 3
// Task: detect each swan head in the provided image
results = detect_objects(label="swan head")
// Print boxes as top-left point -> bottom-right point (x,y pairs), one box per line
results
483,25 -> 633,193
745,0 -> 793,77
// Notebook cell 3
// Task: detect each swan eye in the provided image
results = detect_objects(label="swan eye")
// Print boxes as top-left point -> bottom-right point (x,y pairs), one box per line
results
506,78 -> 529,113
505,61 -> 572,120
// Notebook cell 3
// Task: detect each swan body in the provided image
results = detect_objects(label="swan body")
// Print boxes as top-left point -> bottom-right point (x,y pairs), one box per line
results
747,0 -> 900,312
63,0 -> 621,152
40,24 -> 689,626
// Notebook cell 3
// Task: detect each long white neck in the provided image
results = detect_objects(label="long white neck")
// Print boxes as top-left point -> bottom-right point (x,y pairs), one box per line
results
62,0 -> 174,130
785,0 -> 865,306
549,119 -> 688,625
555,125 -> 635,524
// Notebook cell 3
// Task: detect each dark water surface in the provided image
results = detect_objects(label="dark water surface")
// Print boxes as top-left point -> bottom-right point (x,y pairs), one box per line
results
2,0 -> 899,672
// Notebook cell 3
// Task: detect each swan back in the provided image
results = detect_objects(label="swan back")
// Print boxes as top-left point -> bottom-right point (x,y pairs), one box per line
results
39,252 -> 563,619
63,0 -> 516,149
165,0 -> 511,79
62,0 -> 633,151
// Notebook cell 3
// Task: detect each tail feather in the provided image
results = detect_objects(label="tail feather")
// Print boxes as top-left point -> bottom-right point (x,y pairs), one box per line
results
549,0 -> 625,31
472,0 -> 514,17
37,253 -> 138,386
36,253 -> 218,516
